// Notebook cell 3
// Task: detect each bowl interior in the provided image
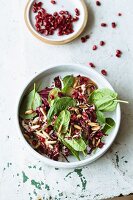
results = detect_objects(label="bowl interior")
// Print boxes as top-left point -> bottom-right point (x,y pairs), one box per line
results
18,64 -> 120,168
26,0 -> 87,42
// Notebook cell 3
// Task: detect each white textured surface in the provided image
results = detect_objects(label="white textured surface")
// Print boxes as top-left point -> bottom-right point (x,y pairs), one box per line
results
0,0 -> 133,200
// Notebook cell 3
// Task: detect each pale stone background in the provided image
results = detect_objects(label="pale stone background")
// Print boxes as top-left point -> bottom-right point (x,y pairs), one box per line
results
0,0 -> 133,200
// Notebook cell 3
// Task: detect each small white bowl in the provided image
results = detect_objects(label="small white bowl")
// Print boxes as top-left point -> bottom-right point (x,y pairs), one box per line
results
24,0 -> 88,45
17,64 -> 121,168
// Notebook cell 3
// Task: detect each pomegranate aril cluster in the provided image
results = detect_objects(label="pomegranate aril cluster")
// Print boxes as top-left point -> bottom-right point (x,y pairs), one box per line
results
33,1 -> 80,36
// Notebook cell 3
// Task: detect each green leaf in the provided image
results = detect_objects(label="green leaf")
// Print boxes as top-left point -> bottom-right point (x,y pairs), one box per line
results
96,96 -> 117,112
96,111 -> 106,125
101,100 -> 118,112
47,97 -> 76,123
48,88 -> 60,105
65,136 -> 87,152
63,75 -> 74,88
32,92 -> 42,110
59,135 -> 80,160
20,84 -> 42,119
54,110 -> 70,133
62,75 -> 74,94
89,88 -> 118,112
102,118 -> 115,134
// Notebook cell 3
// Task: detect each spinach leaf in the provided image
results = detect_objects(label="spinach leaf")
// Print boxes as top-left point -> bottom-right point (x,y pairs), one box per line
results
47,97 -> 76,123
102,118 -> 115,134
59,135 -> 80,160
54,110 -> 70,133
65,136 -> 87,152
62,75 -> 74,94
48,88 -> 60,105
20,84 -> 42,119
89,88 -> 118,112
63,75 -> 74,88
96,110 -> 106,125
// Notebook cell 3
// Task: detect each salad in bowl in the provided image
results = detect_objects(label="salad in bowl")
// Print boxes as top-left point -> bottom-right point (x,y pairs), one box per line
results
19,68 -> 126,164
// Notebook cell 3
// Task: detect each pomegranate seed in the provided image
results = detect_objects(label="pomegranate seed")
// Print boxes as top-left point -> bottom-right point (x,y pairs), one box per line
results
72,16 -> 79,22
81,37 -> 86,43
41,8 -> 46,14
35,23 -> 40,28
44,30 -> 49,35
59,10 -> 65,15
118,13 -> 122,16
50,95 -> 54,99
92,45 -> 97,50
89,63 -> 95,68
37,2 -> 42,7
116,50 -> 122,54
53,12 -> 58,16
101,23 -> 107,27
32,140 -> 38,146
40,29 -> 45,34
51,0 -> 56,4
96,1 -> 101,6
112,22 -> 116,28
85,35 -> 90,39
38,136 -> 45,143
116,50 -> 122,58
101,69 -> 107,76
116,53 -> 121,58
33,7 -> 37,13
58,31 -> 63,36
75,8 -> 80,16
100,41 -> 105,46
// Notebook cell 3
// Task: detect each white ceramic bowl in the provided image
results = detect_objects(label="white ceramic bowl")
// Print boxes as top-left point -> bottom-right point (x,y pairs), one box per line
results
24,0 -> 88,45
17,64 -> 121,168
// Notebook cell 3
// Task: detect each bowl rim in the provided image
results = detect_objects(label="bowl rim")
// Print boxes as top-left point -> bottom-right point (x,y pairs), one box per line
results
24,0 -> 88,45
16,63 -> 121,168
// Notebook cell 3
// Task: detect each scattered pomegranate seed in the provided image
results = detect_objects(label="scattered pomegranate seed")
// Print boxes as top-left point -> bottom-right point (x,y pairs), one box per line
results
101,23 -> 107,27
116,49 -> 122,57
101,69 -> 107,76
112,22 -> 117,28
96,1 -> 101,6
75,8 -> 80,16
89,63 -> 95,68
118,13 -> 122,16
116,53 -> 121,58
85,35 -> 90,39
51,0 -> 56,4
92,45 -> 98,50
116,50 -> 122,54
81,37 -> 86,43
100,41 -> 105,46
81,35 -> 89,43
